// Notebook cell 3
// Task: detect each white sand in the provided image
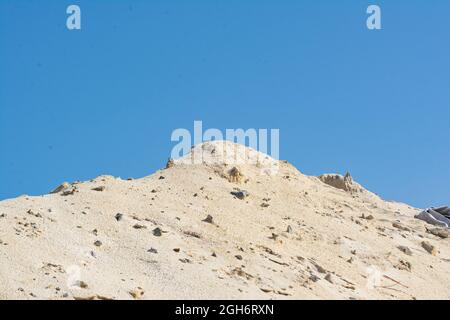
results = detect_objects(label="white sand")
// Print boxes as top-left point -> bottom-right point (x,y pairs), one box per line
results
0,140 -> 448,300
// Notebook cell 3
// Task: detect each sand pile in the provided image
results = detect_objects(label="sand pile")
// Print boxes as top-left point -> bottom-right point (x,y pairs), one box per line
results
0,141 -> 449,300
175,140 -> 279,178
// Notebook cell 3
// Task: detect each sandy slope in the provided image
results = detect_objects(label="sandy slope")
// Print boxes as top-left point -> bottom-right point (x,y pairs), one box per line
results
0,141 -> 449,300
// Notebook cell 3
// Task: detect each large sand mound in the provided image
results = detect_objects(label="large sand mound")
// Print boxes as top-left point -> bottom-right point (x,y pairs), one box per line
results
0,141 -> 449,300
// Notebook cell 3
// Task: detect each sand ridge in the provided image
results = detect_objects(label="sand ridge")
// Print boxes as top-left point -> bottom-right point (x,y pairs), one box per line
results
0,141 -> 449,300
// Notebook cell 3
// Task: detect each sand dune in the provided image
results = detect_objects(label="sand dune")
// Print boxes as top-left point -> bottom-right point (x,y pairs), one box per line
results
0,141 -> 448,300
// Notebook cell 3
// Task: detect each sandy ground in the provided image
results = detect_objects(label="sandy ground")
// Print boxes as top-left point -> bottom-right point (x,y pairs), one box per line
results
0,141 -> 449,300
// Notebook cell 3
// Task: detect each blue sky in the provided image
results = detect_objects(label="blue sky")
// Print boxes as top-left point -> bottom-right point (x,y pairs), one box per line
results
0,0 -> 449,208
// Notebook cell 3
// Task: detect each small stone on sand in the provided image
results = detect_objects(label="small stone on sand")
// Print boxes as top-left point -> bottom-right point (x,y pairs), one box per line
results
202,215 -> 214,224
421,241 -> 438,256
152,228 -> 163,237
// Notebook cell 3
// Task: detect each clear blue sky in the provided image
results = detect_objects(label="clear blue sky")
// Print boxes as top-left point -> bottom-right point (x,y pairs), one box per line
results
0,0 -> 449,208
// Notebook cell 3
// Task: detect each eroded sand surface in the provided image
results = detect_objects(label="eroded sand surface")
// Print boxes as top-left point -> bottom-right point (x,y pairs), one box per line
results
0,141 -> 449,300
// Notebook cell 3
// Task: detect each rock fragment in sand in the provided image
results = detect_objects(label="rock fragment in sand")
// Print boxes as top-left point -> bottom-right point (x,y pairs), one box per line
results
311,261 -> 327,274
269,233 -> 279,241
427,228 -> 449,239
318,172 -> 362,193
179,258 -> 191,264
27,209 -> 42,218
173,248 -> 180,253
184,230 -> 202,239
392,222 -> 410,232
361,214 -> 374,220
165,158 -> 174,169
230,267 -> 253,280
152,228 -> 163,237
421,241 -> 438,256
94,240 -> 102,247
74,280 -> 88,289
115,213 -> 123,221
50,182 -> 70,194
324,273 -> 333,283
261,203 -> 270,208
231,190 -> 249,200
396,260 -> 412,272
92,186 -> 105,192
228,167 -> 245,183
309,274 -> 320,282
286,225 -> 293,233
129,287 -> 145,300
62,187 -> 77,196
202,215 -> 214,224
133,224 -> 146,229
147,248 -> 158,254
398,246 -> 413,256
235,255 -> 243,260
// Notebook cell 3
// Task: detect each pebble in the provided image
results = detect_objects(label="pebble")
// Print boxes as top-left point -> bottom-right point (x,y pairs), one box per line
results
115,213 -> 123,221
421,241 -> 438,256
179,258 -> 191,264
152,228 -> 162,237
76,280 -> 89,289
184,230 -> 201,238
231,190 -> 249,200
202,215 -> 214,224
397,260 -> 412,272
427,228 -> 449,239
50,182 -> 70,194
398,246 -> 413,256
92,186 -> 105,192
309,274 -> 320,282
269,233 -> 279,240
312,262 -> 327,274
62,188 -> 77,196
324,273 -> 333,283
392,222 -> 410,232
94,240 -> 102,247
129,287 -> 145,300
